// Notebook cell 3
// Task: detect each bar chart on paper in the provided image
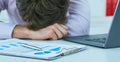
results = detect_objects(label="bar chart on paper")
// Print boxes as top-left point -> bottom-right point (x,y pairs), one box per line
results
0,39 -> 86,60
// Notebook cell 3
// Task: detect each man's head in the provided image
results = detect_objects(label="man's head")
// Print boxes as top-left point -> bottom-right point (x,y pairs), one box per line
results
16,0 -> 70,30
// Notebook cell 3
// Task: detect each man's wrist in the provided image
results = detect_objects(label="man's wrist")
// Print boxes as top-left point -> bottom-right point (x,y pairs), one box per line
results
12,25 -> 32,39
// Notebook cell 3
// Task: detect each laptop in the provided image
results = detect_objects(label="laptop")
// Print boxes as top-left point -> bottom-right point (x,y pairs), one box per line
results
64,0 -> 120,48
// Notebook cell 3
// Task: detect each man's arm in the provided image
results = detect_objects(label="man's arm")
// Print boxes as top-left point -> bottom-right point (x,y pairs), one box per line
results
13,23 -> 68,40
66,0 -> 90,36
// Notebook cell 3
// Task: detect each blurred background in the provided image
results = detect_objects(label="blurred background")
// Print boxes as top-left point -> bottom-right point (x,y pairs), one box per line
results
88,0 -> 118,34
89,0 -> 117,20
0,0 -> 118,34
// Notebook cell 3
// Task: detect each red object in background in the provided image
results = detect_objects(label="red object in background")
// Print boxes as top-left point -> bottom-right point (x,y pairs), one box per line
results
106,0 -> 118,16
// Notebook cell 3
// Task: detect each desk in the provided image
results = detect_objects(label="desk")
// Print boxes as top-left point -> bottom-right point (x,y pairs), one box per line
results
1,17 -> 120,62
0,40 -> 120,62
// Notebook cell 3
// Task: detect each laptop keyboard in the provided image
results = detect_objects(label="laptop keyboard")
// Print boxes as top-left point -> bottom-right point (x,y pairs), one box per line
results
85,38 -> 106,43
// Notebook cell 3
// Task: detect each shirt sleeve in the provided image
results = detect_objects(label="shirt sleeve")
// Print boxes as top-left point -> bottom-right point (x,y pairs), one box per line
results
0,22 -> 17,39
0,0 -> 7,11
66,0 -> 90,36
0,0 -> 16,39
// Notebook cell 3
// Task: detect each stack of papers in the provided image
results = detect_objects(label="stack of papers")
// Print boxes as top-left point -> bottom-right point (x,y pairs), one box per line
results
0,39 -> 86,60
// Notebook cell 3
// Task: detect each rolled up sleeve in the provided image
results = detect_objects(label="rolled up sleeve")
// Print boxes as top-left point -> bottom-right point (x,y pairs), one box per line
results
0,22 -> 17,39
66,0 -> 90,36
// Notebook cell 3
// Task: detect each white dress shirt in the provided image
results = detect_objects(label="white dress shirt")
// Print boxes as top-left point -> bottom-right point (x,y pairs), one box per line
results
0,0 -> 90,39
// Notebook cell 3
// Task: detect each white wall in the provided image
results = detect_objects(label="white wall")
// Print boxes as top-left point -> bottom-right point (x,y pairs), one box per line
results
88,0 -> 113,34
88,0 -> 106,17
88,0 -> 113,23
0,10 -> 9,23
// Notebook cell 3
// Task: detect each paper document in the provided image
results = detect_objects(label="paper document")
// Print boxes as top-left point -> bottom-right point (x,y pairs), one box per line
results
0,39 -> 86,60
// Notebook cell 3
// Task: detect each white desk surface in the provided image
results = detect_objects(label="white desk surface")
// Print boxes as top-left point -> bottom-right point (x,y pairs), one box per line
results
1,17 -> 120,62
0,40 -> 120,62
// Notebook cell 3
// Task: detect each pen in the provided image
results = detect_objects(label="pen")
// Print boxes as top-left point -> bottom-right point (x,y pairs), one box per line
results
59,47 -> 85,56
20,43 -> 42,51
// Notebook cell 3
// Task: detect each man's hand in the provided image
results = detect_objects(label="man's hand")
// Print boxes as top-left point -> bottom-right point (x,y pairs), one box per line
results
12,23 -> 68,40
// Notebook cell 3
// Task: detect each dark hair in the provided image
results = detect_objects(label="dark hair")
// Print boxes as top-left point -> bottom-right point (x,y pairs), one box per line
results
16,0 -> 70,30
